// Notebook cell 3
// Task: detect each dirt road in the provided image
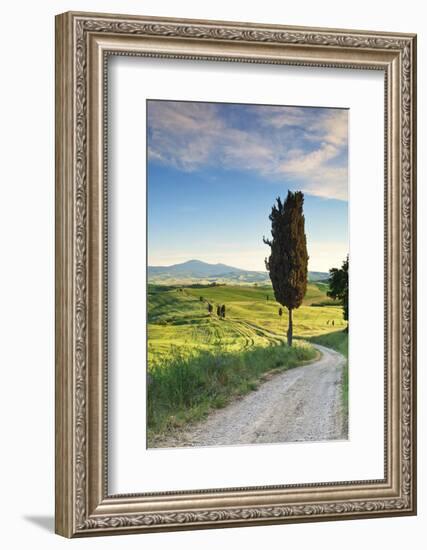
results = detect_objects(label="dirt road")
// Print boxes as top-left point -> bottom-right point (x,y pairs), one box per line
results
157,344 -> 347,448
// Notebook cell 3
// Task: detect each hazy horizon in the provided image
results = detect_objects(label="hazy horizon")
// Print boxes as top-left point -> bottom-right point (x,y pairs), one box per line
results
147,257 -> 330,274
147,100 -> 349,273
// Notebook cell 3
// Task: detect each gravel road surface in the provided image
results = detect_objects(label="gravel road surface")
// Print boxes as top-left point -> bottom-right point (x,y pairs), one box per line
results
157,344 -> 346,448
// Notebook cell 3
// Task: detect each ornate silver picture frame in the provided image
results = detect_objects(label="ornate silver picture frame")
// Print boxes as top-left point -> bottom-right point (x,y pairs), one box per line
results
55,11 -> 416,537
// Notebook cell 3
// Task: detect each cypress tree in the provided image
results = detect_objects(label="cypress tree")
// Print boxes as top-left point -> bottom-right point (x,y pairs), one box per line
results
263,191 -> 308,346
221,304 -> 226,318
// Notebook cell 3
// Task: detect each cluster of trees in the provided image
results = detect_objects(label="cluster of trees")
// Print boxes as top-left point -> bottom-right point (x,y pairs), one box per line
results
206,302 -> 226,319
189,282 -> 223,289
327,255 -> 349,329
217,304 -> 226,318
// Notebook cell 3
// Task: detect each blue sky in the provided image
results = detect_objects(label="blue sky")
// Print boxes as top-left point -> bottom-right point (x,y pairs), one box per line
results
147,101 -> 348,272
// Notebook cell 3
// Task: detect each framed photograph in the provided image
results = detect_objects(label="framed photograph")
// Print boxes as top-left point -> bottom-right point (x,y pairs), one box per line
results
55,11 -> 417,537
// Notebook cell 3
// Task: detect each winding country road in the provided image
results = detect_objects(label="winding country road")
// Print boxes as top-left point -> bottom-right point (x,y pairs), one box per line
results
158,344 -> 346,448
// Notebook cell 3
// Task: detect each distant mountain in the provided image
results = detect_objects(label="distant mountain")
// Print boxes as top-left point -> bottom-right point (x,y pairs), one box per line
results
308,271 -> 330,282
148,259 -> 246,278
148,260 -> 329,285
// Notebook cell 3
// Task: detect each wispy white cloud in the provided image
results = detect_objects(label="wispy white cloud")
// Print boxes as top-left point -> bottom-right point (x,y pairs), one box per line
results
278,142 -> 348,201
147,101 -> 348,201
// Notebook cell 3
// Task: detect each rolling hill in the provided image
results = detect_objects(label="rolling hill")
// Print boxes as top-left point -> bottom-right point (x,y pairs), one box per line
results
148,259 -> 329,285
146,275 -> 346,439
147,281 -> 343,366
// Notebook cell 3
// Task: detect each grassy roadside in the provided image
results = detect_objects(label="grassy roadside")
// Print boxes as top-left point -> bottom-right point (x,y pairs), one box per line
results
308,330 -> 348,416
147,341 -> 316,445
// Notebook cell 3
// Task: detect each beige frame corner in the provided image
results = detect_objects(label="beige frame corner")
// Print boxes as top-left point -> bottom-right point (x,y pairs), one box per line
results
55,11 -> 417,538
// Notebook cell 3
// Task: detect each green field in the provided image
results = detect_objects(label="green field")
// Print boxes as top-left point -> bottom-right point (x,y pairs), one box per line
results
147,281 -> 347,441
148,282 -> 344,365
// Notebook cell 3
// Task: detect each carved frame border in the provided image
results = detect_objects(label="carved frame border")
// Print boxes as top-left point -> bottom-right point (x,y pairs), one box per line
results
55,11 -> 416,537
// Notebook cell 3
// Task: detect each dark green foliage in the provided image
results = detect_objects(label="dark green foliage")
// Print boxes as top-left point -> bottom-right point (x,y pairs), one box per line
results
278,307 -> 283,317
207,303 -> 213,314
216,305 -> 221,317
221,304 -> 226,318
199,296 -> 204,302
184,282 -> 224,289
327,255 -> 349,324
264,191 -> 308,346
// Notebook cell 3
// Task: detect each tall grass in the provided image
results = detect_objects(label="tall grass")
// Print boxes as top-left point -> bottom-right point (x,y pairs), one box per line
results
309,330 -> 348,415
147,342 -> 316,442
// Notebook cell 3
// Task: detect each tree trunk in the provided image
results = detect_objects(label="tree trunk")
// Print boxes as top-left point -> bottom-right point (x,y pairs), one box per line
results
287,308 -> 293,346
